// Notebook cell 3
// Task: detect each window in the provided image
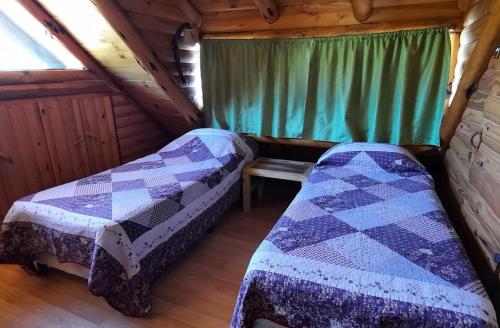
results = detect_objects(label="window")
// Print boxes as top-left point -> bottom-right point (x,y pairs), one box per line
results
191,43 -> 203,108
0,0 -> 83,71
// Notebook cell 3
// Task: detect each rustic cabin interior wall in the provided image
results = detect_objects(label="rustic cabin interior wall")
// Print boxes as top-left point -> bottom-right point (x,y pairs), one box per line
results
445,50 -> 500,272
0,70 -> 170,219
36,0 -> 202,137
450,0 -> 494,99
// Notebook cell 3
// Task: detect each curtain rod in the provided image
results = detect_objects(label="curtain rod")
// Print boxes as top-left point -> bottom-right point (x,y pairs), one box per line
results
201,20 -> 461,40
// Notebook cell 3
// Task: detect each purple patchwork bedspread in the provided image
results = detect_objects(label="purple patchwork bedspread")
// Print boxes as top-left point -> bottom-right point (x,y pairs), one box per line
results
0,128 -> 254,316
232,143 -> 497,328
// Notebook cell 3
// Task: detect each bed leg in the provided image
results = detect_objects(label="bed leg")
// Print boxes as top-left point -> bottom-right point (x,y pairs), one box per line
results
22,261 -> 50,276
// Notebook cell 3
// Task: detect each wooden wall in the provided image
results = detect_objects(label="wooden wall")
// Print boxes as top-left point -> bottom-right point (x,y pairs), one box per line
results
0,70 -> 170,218
445,50 -> 500,273
450,0 -> 494,99
111,93 -> 171,163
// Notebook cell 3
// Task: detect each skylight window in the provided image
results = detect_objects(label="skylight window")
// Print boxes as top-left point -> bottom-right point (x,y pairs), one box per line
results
0,0 -> 84,71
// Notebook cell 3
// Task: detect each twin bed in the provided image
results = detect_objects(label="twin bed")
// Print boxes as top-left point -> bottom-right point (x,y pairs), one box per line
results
232,143 -> 497,327
0,130 -> 497,327
0,128 -> 255,316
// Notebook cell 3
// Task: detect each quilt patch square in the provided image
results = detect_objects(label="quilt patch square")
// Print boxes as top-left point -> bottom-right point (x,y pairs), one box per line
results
308,171 -> 334,184
112,179 -> 146,192
396,215 -> 454,243
38,193 -> 112,219
310,189 -> 382,213
148,183 -> 183,203
341,174 -> 381,188
267,215 -> 358,253
388,178 -> 431,193
77,172 -> 112,186
119,220 -> 151,242
361,183 -> 402,200
284,201 -> 331,222
111,160 -> 166,173
287,242 -> 359,269
75,182 -> 113,196
144,175 -> 178,188
366,151 -> 427,177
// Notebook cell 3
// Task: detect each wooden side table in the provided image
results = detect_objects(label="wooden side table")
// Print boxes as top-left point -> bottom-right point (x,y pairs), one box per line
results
242,158 -> 314,212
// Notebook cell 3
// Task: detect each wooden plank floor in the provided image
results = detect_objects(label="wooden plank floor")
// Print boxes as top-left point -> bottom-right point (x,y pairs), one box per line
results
0,184 -> 296,328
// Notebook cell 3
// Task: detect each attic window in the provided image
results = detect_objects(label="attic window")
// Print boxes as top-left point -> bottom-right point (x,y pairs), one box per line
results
0,0 -> 84,71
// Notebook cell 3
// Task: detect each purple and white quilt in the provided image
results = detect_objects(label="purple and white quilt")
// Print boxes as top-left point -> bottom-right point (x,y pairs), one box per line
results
0,128 -> 254,317
232,143 -> 497,328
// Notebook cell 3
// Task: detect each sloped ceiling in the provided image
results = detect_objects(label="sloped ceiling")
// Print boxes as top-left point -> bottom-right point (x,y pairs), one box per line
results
28,0 -> 465,140
37,0 -> 201,137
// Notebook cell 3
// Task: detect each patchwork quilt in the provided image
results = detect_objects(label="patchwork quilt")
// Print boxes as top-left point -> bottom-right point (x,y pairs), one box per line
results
0,128 -> 254,316
232,143 -> 497,328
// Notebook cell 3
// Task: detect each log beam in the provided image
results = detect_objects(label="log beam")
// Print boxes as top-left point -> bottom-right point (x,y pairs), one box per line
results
90,0 -> 201,125
201,18 -> 462,40
351,0 -> 373,22
440,0 -> 500,146
252,0 -> 280,23
176,0 -> 202,28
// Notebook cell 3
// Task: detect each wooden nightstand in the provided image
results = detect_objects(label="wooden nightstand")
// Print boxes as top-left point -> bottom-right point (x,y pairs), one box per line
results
242,158 -> 314,212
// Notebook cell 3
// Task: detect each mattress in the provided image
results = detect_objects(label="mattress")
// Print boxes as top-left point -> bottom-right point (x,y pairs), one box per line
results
0,128 -> 255,316
232,143 -> 497,328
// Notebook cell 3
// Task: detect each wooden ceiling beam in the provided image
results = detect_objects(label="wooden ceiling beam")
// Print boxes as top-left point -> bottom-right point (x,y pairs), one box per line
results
252,0 -> 280,23
176,0 -> 202,28
201,18 -> 462,39
351,0 -> 373,22
90,0 -> 201,126
200,2 -> 462,34
440,0 -> 500,146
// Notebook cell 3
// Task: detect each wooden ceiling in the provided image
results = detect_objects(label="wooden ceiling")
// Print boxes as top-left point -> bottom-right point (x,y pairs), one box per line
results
19,0 -> 468,138
190,0 -> 465,38
31,0 -> 202,137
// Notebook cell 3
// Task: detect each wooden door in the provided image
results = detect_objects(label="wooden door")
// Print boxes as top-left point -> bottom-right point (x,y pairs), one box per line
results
0,100 -> 56,218
77,94 -> 120,174
37,95 -> 93,185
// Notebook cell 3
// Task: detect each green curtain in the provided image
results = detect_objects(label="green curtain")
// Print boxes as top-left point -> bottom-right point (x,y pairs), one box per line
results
201,28 -> 450,146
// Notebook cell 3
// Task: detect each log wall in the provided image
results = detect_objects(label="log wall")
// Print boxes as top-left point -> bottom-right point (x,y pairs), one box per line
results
450,0 -> 494,99
445,50 -> 500,272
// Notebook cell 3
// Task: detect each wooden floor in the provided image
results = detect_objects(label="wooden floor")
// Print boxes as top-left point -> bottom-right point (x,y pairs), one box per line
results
0,183 -> 297,328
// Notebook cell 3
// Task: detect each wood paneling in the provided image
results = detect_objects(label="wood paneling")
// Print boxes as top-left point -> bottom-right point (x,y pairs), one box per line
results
0,101 -> 56,217
0,67 -> 171,164
79,95 -> 121,173
0,87 -> 169,219
37,97 -> 92,184
111,94 -> 170,163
